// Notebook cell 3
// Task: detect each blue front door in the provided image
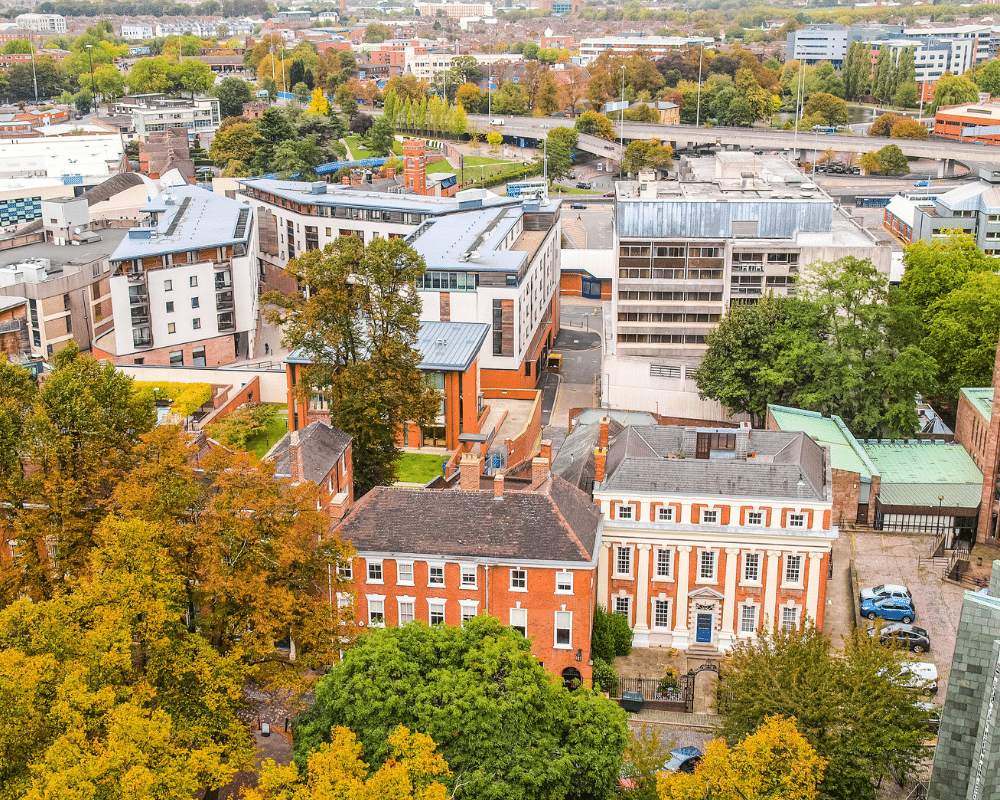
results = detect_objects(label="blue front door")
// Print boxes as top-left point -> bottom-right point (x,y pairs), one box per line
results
696,613 -> 712,643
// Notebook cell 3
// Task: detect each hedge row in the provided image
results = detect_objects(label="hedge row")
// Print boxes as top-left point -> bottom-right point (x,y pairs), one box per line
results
134,381 -> 213,418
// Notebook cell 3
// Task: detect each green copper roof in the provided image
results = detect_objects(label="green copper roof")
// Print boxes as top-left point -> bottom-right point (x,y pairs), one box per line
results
861,440 -> 983,509
960,388 -> 993,424
767,405 -> 877,480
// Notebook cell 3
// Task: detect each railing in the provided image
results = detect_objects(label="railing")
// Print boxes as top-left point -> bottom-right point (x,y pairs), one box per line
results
133,337 -> 152,349
126,271 -> 145,283
130,314 -> 149,325
607,676 -> 684,702
218,315 -> 236,331
129,295 -> 148,305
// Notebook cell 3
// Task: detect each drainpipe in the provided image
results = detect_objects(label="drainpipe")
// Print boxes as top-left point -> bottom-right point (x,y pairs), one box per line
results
483,563 -> 489,615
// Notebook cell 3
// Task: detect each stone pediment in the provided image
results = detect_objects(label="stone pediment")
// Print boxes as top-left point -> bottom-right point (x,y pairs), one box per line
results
688,586 -> 725,600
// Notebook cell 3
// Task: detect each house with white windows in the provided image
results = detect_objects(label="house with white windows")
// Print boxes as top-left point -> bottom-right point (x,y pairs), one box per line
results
591,420 -> 837,655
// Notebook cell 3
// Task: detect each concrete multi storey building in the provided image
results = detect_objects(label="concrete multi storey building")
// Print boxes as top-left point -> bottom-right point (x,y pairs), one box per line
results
592,421 -> 836,654
93,185 -> 258,367
604,154 -> 889,418
14,13 -> 66,34
576,35 -> 714,66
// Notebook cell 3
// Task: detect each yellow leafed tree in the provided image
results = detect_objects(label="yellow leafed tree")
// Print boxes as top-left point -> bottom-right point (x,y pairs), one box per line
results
307,88 -> 330,116
658,716 -> 826,800
243,726 -> 450,800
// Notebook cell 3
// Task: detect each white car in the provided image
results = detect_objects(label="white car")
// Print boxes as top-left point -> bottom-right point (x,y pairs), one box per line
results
860,583 -> 911,603
899,662 -> 939,694
490,118 -> 504,126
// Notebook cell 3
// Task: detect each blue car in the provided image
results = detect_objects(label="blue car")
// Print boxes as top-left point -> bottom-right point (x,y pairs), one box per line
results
861,596 -> 916,624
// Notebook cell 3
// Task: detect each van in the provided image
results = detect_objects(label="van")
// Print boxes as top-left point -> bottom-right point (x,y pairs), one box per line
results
490,118 -> 504,126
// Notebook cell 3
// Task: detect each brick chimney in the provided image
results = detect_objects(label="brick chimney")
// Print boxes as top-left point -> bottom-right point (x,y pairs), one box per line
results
459,452 -> 481,491
540,438 -> 552,464
289,429 -> 304,483
531,457 -> 549,488
599,417 -> 610,450
594,446 -> 607,484
341,176 -> 350,185
494,471 -> 505,497
328,491 -> 349,522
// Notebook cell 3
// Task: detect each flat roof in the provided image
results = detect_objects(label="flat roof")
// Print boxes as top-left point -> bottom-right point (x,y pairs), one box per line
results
861,439 -> 983,508
961,388 -> 993,424
409,206 -> 526,273
111,185 -> 250,262
768,404 -> 878,480
1,228 -> 128,271
240,177 -> 520,215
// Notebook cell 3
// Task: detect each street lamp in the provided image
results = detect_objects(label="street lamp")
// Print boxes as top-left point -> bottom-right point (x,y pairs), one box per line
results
695,40 -> 705,128
28,32 -> 37,103
619,64 -> 626,178
937,494 -> 945,547
85,44 -> 96,112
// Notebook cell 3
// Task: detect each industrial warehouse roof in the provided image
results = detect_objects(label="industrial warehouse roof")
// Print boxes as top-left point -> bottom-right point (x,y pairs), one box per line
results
961,388 -> 994,424
110,185 -> 251,261
860,440 -> 983,510
768,405 -> 879,481
286,320 -> 489,373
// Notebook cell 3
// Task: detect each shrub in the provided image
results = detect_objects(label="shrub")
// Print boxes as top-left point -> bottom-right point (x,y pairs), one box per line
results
134,381 -> 212,418
211,402 -> 278,449
609,609 -> 633,657
591,605 -> 617,663
592,657 -> 618,693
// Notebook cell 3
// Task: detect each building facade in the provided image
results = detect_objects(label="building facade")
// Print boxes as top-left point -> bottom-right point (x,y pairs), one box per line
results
576,35 -> 714,66
592,422 -> 837,653
934,102 -> 1000,145
94,185 -> 257,367
120,23 -> 154,39
14,13 -> 66,34
605,155 -> 889,418
128,97 -> 222,140
336,453 -> 601,683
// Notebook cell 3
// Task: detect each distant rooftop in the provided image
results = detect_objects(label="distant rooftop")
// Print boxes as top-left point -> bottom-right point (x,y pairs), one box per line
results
110,185 -> 251,262
961,388 -> 994,424
0,228 -> 128,277
768,404 -> 879,481
409,205 -> 539,273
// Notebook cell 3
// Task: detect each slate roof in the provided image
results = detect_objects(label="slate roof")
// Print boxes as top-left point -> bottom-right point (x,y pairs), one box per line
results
600,425 -> 829,502
269,420 -> 352,484
551,416 -> 625,491
337,475 -> 601,564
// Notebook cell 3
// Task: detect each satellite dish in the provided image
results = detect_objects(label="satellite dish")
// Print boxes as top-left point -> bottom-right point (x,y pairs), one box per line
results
74,227 -> 81,234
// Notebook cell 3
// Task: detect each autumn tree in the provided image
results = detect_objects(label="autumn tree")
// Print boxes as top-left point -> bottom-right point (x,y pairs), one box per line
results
575,109 -> 615,139
716,624 -> 932,800
620,724 -> 670,800
802,91 -> 848,126
243,726 -> 450,800
210,120 -> 258,173
622,138 -> 674,175
560,66 -> 589,117
264,236 -> 439,494
293,616 -> 629,800
658,716 -> 826,800
890,117 -> 929,140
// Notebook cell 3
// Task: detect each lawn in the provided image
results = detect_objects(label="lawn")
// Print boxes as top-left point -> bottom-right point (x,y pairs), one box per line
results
240,405 -> 289,459
397,452 -> 451,484
343,135 -> 404,161
550,185 -> 602,195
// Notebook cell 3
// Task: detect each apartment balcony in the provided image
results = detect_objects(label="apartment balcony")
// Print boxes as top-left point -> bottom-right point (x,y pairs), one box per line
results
218,312 -> 236,331
126,270 -> 146,283
129,292 -> 148,305
130,313 -> 150,326
216,290 -> 234,311
132,331 -> 152,349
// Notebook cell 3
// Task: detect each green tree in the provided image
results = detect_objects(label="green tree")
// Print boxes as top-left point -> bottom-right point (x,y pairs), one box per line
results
545,126 -> 577,185
876,143 -> 909,176
802,91 -> 848,126
74,88 -> 92,115
367,114 -> 396,157
263,237 -> 439,494
492,79 -> 529,115
621,724 -> 670,800
252,108 -> 296,173
574,109 -> 615,139
871,47 -> 891,103
363,22 -> 393,43
716,623 -> 931,800
591,604 -> 633,662
890,117 -> 929,140
292,81 -> 310,102
214,75 -> 253,118
335,83 -> 357,118
126,55 -> 173,94
928,71 -> 979,113
974,58 -> 1000,96
901,230 -> 995,310
210,120 -> 258,173
622,138 -> 674,175
173,58 -> 214,99
293,616 -> 629,800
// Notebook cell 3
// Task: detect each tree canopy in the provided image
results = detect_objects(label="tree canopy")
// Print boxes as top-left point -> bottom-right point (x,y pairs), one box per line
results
716,623 -> 932,800
695,257 -> 935,437
293,616 -> 629,800
263,236 -> 439,494
622,138 -> 674,175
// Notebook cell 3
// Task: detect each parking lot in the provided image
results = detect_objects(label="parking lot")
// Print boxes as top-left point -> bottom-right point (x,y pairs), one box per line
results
850,530 -> 966,700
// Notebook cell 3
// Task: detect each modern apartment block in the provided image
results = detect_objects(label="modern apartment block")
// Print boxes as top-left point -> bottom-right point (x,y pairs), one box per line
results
884,169 -> 1000,252
407,197 -> 561,389
14,13 -> 66,34
605,154 -> 889,418
576,35 -> 714,66
93,185 -> 257,367
0,197 -> 119,358
592,421 -> 836,654
111,96 -> 222,141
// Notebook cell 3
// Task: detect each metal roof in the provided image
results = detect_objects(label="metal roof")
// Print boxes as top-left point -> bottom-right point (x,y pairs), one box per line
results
111,185 -> 251,262
961,388 -> 993,424
861,440 -> 982,509
768,404 -> 878,480
416,321 -> 489,372
286,320 -> 489,373
409,206 -> 527,273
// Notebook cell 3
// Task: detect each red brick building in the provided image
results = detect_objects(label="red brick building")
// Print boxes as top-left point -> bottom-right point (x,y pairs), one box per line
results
267,420 -> 354,521
592,421 -> 836,655
336,451 -> 602,684
933,102 -> 1000,146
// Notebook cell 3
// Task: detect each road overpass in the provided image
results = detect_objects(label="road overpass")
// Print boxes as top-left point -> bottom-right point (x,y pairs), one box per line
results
465,114 -> 1000,170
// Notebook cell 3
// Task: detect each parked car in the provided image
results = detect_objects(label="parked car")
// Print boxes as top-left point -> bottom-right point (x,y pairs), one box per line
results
663,746 -> 703,774
861,596 -> 917,623
490,118 -> 504,126
576,181 -> 591,189
868,622 -> 931,653
570,202 -> 587,209
914,180 -> 929,187
860,583 -> 911,603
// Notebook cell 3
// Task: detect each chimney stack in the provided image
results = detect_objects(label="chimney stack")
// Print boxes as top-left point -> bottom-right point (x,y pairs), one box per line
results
594,447 -> 607,484
531,457 -> 549,488
540,438 -> 552,465
736,421 -> 751,460
599,417 -> 610,450
494,471 -> 505,497
459,452 -> 481,491
289,429 -> 304,483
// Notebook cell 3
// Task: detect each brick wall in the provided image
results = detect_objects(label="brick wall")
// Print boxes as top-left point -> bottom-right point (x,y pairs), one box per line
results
94,333 -> 237,368
210,376 -> 261,421
831,467 -> 861,527
351,557 -> 595,682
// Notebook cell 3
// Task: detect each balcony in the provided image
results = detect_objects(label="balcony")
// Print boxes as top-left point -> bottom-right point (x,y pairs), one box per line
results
126,270 -> 145,283
218,312 -> 236,331
130,313 -> 149,326
129,292 -> 148,305
132,331 -> 152,349
216,290 -> 235,311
